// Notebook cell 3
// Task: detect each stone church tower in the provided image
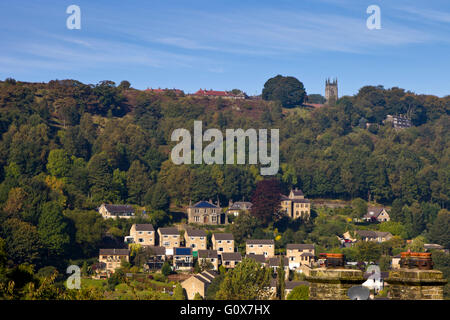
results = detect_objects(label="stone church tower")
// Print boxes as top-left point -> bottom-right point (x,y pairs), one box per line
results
325,78 -> 338,105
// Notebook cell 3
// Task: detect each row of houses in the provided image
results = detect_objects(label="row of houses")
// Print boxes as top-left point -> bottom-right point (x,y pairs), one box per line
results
99,188 -> 313,224
96,222 -> 316,277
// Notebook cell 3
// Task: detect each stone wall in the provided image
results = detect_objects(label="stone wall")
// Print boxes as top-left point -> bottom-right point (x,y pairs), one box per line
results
387,269 -> 447,300
306,268 -> 364,300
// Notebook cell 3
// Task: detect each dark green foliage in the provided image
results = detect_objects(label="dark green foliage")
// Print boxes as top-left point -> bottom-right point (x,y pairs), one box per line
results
262,75 -> 306,108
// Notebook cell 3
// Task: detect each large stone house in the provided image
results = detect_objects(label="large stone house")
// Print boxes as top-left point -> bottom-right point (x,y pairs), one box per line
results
97,249 -> 129,277
126,224 -> 155,246
286,244 -> 315,270
184,228 -> 207,253
246,239 -> 275,258
143,246 -> 166,271
363,207 -> 390,222
98,204 -> 135,219
280,189 -> 311,220
212,233 -> 235,254
187,200 -> 227,225
268,257 -> 290,280
181,270 -> 218,300
158,227 -> 180,255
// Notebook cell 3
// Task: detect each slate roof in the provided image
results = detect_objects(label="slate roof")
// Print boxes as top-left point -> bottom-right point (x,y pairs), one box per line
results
247,239 -> 275,245
102,204 -> 134,213
158,227 -> 179,235
221,252 -> 242,261
355,230 -> 392,238
364,207 -> 387,218
228,202 -> 253,210
268,257 -> 289,267
99,248 -> 129,255
145,246 -> 166,256
291,189 -> 304,197
185,228 -> 207,237
198,250 -> 218,259
134,224 -> 154,232
246,254 -> 267,263
213,233 -> 234,241
191,201 -> 220,209
287,244 -> 314,250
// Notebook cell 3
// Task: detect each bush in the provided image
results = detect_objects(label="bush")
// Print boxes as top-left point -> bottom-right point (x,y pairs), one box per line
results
286,285 -> 309,300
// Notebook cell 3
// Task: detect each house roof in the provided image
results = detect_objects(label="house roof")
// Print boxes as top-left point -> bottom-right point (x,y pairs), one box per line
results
291,188 -> 304,197
364,207 -> 387,218
158,227 -> 179,235
246,254 -> 267,263
99,248 -> 129,256
198,250 -> 218,259
228,202 -> 253,210
185,228 -> 207,237
191,201 -> 220,209
102,204 -> 134,213
247,239 -> 274,245
287,244 -> 314,250
355,230 -> 392,238
300,252 -> 315,257
213,233 -> 234,241
268,257 -> 289,267
221,252 -> 242,261
193,275 -> 211,284
145,246 -> 166,256
174,247 -> 192,256
134,224 -> 154,232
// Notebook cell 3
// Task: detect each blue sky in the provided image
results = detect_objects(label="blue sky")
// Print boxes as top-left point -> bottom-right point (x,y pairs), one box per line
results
0,0 -> 449,97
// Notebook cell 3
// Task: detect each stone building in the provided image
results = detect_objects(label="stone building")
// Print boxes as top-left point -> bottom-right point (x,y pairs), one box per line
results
186,200 -> 227,225
98,203 -> 135,219
325,78 -> 338,105
181,270 -> 218,300
286,244 -> 315,270
221,252 -> 242,268
363,207 -> 390,222
280,188 -> 311,220
198,250 -> 219,271
158,227 -> 180,255
97,248 -> 130,277
246,239 -> 275,258
212,233 -> 235,254
126,224 -> 155,246
226,201 -> 253,217
184,228 -> 207,253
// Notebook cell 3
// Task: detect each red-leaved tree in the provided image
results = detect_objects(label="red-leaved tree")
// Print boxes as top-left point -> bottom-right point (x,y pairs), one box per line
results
250,179 -> 282,226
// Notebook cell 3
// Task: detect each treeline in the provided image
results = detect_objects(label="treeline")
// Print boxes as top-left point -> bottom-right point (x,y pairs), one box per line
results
0,78 -> 448,271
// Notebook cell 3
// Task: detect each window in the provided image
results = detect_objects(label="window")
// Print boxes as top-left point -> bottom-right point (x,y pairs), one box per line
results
218,240 -> 222,244
227,240 -> 231,244
258,245 -> 262,248
173,235 -> 177,238
225,261 -> 230,266
163,242 -> 170,246
138,238 -> 144,243
138,231 -> 143,235
200,237 -> 204,240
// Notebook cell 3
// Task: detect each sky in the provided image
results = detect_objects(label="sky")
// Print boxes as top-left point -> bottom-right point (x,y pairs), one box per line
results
0,0 -> 449,97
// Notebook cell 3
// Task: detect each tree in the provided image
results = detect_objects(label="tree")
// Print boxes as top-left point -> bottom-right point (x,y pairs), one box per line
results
161,261 -> 172,276
38,201 -> 70,258
146,183 -> 170,211
118,80 -> 131,90
262,75 -> 306,108
286,285 -> 309,300
1,218 -> 41,265
215,258 -> 272,300
229,213 -> 261,243
354,241 -> 382,262
351,198 -> 367,218
428,210 -> 450,248
46,149 -> 72,178
250,179 -> 282,226
127,160 -> 152,205
306,94 -> 326,104
276,256 -> 286,300
173,283 -> 186,300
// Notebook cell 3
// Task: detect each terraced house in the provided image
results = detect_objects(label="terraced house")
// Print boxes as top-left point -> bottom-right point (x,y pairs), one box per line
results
97,249 -> 129,277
